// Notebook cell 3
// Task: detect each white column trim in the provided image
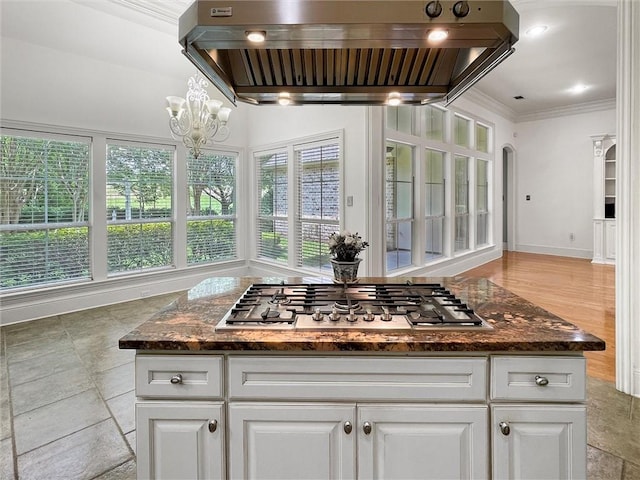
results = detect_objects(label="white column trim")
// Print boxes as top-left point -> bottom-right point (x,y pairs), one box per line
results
615,0 -> 640,397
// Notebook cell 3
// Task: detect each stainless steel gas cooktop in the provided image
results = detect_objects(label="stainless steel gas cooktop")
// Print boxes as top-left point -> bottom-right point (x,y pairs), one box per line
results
215,282 -> 491,331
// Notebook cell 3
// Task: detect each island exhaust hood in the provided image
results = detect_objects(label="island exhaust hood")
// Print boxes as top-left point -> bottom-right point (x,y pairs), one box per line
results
178,0 -> 519,106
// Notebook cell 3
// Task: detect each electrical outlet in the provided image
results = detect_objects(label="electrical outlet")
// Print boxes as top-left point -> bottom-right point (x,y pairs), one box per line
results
569,233 -> 575,241
346,196 -> 354,207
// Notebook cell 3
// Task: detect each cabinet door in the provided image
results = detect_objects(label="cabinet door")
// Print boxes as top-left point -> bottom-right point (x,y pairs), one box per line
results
492,405 -> 586,480
137,402 -> 224,480
229,403 -> 356,480
357,405 -> 488,480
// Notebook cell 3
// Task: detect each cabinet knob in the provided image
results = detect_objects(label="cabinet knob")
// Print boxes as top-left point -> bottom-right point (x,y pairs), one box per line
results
343,421 -> 353,434
499,421 -> 510,436
535,375 -> 549,386
208,419 -> 218,433
170,373 -> 183,384
363,422 -> 372,435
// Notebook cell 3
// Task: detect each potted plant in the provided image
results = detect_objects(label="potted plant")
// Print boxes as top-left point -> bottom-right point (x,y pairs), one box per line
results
328,231 -> 368,283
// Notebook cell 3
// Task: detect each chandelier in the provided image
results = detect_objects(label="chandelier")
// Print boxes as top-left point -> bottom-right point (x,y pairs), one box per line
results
165,74 -> 231,159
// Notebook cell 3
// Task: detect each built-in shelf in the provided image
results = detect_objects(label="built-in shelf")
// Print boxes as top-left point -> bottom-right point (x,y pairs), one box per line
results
592,134 -> 616,264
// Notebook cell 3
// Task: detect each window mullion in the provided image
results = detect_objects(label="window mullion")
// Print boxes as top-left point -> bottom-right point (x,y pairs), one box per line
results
91,136 -> 108,281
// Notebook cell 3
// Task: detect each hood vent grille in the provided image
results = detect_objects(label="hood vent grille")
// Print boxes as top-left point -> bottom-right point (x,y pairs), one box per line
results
179,1 -> 519,106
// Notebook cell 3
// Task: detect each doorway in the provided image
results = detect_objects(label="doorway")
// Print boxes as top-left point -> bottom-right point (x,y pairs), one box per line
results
502,146 -> 516,251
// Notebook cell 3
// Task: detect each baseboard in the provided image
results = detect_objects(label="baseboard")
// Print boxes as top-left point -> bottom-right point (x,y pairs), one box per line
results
515,244 -> 593,259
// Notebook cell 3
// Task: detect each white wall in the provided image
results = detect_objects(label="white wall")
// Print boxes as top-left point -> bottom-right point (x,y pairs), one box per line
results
514,109 -> 616,258
245,104 -> 371,275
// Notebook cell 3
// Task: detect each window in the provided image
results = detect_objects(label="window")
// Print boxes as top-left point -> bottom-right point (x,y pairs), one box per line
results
476,124 -> 489,153
1,132 -> 90,290
186,150 -> 237,265
386,106 -> 414,134
454,114 -> 471,148
454,155 -> 469,252
296,142 -> 340,272
476,159 -> 489,246
256,150 -> 288,263
424,149 -> 445,260
386,141 -> 414,271
424,105 -> 445,142
106,141 -> 173,274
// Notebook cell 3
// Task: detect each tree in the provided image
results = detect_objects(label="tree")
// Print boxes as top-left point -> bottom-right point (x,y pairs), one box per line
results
0,136 -> 42,224
107,145 -> 172,217
188,152 -> 235,216
1,135 -> 89,224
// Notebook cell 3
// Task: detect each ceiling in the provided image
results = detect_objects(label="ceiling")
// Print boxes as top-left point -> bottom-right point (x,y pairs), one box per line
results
0,0 -> 617,121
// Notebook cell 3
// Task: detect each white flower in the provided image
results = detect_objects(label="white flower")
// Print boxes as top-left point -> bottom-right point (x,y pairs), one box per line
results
344,236 -> 354,245
328,238 -> 337,247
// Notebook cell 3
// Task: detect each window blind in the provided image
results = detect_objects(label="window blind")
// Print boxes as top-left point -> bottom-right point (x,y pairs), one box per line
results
106,141 -> 173,274
255,150 -> 288,262
186,150 -> 237,264
1,132 -> 90,290
295,142 -> 340,271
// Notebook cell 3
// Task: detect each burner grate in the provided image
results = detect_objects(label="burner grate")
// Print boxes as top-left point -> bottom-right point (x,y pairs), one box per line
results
216,282 -> 489,331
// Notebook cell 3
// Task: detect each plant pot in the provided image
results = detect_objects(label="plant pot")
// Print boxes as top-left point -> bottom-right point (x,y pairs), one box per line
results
330,258 -> 362,284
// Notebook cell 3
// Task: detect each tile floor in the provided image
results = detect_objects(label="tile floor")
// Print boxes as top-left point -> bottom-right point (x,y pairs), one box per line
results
1,294 -> 639,479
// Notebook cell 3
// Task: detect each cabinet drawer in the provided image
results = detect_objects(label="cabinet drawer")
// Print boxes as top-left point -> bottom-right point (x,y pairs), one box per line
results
491,356 -> 585,402
135,355 -> 223,399
228,356 -> 487,401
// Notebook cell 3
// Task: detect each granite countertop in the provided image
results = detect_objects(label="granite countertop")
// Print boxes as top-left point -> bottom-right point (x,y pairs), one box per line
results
118,276 -> 605,353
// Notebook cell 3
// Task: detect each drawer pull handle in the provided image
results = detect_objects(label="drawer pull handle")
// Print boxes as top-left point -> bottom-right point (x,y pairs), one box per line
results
208,419 -> 218,433
170,373 -> 183,384
344,421 -> 353,434
363,422 -> 372,435
499,421 -> 510,436
535,375 -> 549,386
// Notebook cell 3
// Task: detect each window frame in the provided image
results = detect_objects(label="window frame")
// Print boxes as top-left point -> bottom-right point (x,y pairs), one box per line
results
185,148 -> 239,265
0,128 -> 92,291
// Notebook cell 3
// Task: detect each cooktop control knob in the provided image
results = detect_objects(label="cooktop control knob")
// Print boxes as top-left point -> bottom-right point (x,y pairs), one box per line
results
452,1 -> 470,18
347,308 -> 357,322
330,307 -> 341,322
364,309 -> 375,322
312,308 -> 323,322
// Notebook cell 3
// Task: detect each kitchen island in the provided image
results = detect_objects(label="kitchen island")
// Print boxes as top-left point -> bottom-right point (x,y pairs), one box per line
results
120,276 -> 605,480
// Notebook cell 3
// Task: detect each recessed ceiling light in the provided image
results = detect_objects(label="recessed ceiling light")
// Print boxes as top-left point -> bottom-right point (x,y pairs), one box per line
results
278,92 -> 291,106
569,84 -> 588,94
525,25 -> 548,37
427,29 -> 448,42
387,92 -> 402,106
246,31 -> 266,43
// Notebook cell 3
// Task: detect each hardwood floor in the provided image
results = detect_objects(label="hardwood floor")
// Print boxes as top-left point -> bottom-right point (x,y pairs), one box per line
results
463,251 -> 616,383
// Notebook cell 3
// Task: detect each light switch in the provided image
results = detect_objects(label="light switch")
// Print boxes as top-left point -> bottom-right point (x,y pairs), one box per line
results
346,196 -> 354,206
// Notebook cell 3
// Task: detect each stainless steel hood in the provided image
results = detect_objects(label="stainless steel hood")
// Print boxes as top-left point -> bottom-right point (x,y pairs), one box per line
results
178,0 -> 519,106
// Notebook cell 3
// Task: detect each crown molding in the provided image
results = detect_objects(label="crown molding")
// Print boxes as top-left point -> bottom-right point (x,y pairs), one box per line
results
515,98 -> 616,123
463,88 -> 517,122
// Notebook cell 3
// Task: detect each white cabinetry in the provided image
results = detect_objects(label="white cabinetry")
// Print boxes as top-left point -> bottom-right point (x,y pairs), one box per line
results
227,356 -> 488,479
358,405 -> 488,479
592,134 -> 616,264
137,402 -> 225,480
490,356 -> 587,479
492,405 -> 586,479
133,353 -> 587,479
135,355 -> 225,479
228,403 -> 356,479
